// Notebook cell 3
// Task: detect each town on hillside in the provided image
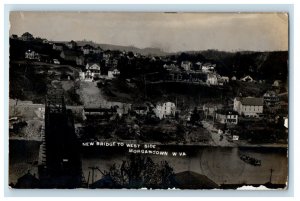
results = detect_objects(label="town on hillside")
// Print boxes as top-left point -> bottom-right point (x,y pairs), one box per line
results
9,32 -> 288,189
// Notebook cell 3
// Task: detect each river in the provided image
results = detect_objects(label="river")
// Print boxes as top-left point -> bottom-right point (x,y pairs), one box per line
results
9,140 -> 288,187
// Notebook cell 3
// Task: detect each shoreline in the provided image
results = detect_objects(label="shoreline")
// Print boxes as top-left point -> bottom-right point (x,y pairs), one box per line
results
10,137 -> 287,149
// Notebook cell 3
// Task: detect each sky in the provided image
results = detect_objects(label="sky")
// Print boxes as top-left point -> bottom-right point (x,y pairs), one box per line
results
9,12 -> 288,52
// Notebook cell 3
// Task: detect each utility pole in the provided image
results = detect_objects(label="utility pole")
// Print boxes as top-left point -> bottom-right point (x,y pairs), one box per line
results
87,171 -> 90,188
88,167 -> 97,184
88,166 -> 105,186
269,168 -> 274,183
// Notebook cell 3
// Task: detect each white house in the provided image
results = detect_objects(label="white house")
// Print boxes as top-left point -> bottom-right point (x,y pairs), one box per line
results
215,110 -> 238,124
85,63 -> 101,80
284,117 -> 288,128
52,43 -> 65,51
181,61 -> 192,71
67,40 -> 77,49
233,97 -> 264,117
164,64 -> 180,72
263,91 -> 280,108
25,50 -> 40,60
206,73 -> 218,85
79,71 -> 85,80
108,68 -> 120,79
202,63 -> 216,73
53,59 -> 60,65
154,102 -> 176,119
221,76 -> 230,83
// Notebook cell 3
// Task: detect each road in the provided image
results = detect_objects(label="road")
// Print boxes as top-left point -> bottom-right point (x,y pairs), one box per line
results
201,120 -> 236,147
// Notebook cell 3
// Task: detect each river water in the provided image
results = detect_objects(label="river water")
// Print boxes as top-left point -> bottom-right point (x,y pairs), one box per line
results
9,140 -> 288,186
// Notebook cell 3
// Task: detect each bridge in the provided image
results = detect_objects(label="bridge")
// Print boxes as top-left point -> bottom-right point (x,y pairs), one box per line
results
38,89 -> 85,188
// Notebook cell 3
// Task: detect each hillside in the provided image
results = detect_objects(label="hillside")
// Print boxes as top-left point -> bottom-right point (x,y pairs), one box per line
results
59,40 -> 168,56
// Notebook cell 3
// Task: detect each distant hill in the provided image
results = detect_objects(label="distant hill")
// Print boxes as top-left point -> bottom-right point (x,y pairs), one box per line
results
51,40 -> 288,81
165,49 -> 288,81
72,40 -> 168,56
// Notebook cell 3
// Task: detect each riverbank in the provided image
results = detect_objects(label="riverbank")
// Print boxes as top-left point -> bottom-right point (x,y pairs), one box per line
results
80,138 -> 288,149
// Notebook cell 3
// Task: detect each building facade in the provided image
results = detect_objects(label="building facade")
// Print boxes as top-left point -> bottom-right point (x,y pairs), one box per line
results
108,68 -> 120,79
25,50 -> 40,60
154,102 -> 176,119
263,91 -> 280,108
215,110 -> 238,124
85,63 -> 101,80
233,97 -> 263,117
206,73 -> 218,85
181,61 -> 192,71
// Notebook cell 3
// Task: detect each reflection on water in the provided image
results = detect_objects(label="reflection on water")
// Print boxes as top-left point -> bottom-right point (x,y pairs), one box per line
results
9,140 -> 288,186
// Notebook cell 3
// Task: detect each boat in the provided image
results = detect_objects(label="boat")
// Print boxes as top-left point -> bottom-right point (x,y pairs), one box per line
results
239,154 -> 261,166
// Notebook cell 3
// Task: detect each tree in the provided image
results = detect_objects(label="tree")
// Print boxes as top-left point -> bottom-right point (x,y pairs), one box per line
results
190,107 -> 200,124
107,155 -> 174,189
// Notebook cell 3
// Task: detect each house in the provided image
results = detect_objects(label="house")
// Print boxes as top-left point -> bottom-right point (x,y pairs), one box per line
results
202,63 -> 216,73
25,50 -> 40,60
132,104 -> 149,115
272,80 -> 282,87
240,75 -> 254,82
263,91 -> 280,108
181,61 -> 192,71
76,55 -> 85,66
215,110 -> 238,124
79,71 -> 85,80
163,64 -> 180,72
53,43 -> 65,51
233,97 -> 264,117
93,47 -> 102,54
67,40 -> 77,49
20,32 -> 34,41
202,104 -> 223,117
221,76 -> 230,83
167,70 -> 183,81
53,59 -> 60,65
217,76 -> 229,86
85,63 -> 101,80
108,67 -> 120,79
154,102 -> 176,119
60,50 -> 83,65
206,73 -> 218,85
103,51 -> 111,61
82,44 -> 95,55
39,54 -> 51,63
194,62 -> 202,70
83,107 -> 116,120
105,58 -> 119,68
284,117 -> 288,128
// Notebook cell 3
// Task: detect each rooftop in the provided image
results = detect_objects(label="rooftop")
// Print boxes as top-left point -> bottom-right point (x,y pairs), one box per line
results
237,97 -> 264,106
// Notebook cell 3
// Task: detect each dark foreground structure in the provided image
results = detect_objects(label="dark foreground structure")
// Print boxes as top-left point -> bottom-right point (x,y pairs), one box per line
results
38,90 -> 82,188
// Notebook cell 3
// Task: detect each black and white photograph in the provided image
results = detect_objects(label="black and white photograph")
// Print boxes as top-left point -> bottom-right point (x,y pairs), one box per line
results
8,12 -> 289,189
